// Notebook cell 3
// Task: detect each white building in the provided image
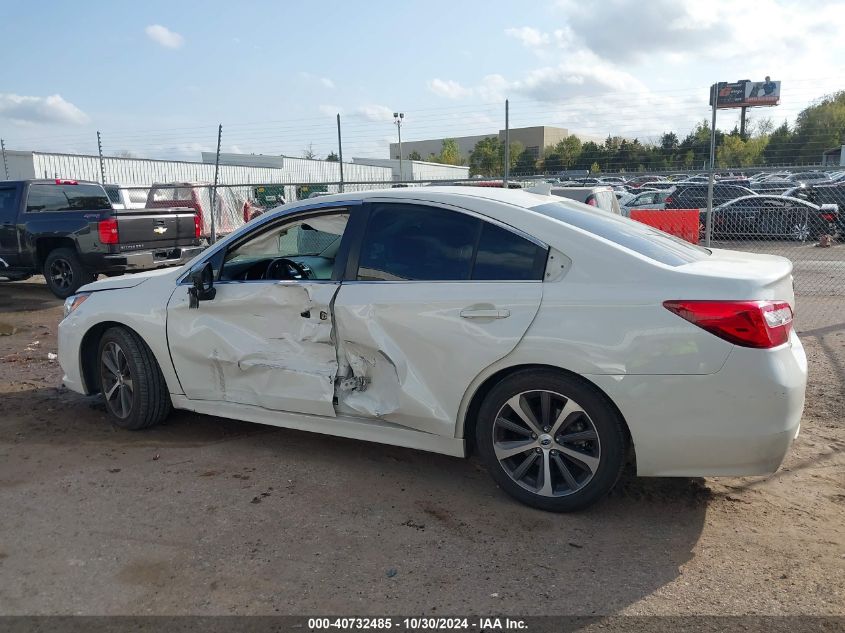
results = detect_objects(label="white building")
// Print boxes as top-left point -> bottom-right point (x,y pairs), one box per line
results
351,157 -> 469,182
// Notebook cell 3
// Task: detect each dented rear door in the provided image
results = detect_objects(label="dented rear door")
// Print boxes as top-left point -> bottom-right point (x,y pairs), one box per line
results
166,280 -> 340,416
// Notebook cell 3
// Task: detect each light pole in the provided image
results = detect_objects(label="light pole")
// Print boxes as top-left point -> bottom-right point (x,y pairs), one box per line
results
393,112 -> 404,182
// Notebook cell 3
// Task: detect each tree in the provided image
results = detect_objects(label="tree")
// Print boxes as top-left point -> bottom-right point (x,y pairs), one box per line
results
512,147 -> 537,176
439,139 -> 463,165
793,91 -> 845,162
302,143 -> 318,160
408,150 -> 422,161
762,121 -> 794,165
325,151 -> 339,162
468,136 -> 503,176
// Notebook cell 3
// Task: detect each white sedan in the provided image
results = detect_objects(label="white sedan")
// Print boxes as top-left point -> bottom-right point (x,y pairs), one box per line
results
58,187 -> 807,511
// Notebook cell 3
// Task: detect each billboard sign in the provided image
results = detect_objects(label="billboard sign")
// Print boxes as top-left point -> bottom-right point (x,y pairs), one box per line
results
711,78 -> 780,108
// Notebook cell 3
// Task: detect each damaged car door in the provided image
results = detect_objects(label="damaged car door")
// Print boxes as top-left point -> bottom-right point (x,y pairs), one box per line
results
332,201 -> 547,436
166,208 -> 353,416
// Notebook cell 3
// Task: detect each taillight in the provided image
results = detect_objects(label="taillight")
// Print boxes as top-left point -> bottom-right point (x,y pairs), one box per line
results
664,196 -> 673,206
55,179 -> 78,185
194,213 -> 201,238
98,218 -> 119,244
663,300 -> 793,349
821,213 -> 835,222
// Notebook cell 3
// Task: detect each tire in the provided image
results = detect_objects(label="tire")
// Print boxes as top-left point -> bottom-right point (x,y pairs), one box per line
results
97,326 -> 171,430
476,370 -> 627,512
43,248 -> 94,299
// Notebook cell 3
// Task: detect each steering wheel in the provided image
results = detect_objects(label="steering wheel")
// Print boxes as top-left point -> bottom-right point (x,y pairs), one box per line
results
264,258 -> 311,280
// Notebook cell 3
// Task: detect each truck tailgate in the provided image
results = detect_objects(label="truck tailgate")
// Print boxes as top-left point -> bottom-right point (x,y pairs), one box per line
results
115,208 -> 197,248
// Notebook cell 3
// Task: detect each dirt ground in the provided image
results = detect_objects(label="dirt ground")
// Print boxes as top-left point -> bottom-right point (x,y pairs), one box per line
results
0,278 -> 842,616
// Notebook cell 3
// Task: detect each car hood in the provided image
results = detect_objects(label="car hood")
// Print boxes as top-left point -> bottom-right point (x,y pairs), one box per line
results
79,267 -> 179,293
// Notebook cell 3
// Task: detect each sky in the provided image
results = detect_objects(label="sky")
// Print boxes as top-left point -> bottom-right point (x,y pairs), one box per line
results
1,0 -> 844,161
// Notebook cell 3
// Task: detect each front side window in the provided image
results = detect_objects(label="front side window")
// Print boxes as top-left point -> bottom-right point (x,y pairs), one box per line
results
220,211 -> 349,281
357,204 -> 477,281
357,203 -> 547,282
26,184 -> 111,213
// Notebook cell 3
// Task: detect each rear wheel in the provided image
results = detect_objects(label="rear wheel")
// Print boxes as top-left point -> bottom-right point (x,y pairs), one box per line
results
98,327 -> 171,430
476,370 -> 627,512
43,248 -> 93,299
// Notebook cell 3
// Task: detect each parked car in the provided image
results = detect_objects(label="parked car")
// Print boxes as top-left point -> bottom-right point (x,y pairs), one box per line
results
710,195 -> 838,241
0,179 -> 204,297
625,175 -> 661,188
788,171 -> 830,184
103,184 -> 149,210
549,186 -> 621,214
614,190 -> 636,208
664,183 -> 756,210
784,183 -> 845,234
620,189 -> 672,216
146,182 -> 250,238
58,187 -> 806,512
750,180 -> 794,195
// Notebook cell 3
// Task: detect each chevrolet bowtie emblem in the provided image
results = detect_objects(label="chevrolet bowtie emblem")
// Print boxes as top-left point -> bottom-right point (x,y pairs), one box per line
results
153,226 -> 167,234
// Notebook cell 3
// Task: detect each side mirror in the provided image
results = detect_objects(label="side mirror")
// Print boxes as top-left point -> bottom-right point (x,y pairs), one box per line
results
188,261 -> 216,309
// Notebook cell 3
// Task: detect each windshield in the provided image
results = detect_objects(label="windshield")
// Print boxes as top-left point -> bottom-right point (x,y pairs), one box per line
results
530,200 -> 710,267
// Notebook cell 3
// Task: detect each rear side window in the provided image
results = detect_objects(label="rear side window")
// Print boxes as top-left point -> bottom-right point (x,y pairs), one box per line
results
473,222 -> 547,281
531,200 -> 710,267
356,203 -> 547,281
0,187 -> 17,222
25,184 -> 111,213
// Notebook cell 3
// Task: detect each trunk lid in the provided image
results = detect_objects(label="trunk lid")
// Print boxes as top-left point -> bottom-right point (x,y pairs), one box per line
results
676,247 -> 795,309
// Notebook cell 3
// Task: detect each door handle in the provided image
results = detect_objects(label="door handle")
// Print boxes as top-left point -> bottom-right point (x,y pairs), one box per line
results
460,308 -> 510,319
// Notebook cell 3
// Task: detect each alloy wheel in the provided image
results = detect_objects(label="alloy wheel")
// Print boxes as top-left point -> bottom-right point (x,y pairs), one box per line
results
101,342 -> 134,419
790,222 -> 811,241
492,390 -> 601,497
49,258 -> 73,291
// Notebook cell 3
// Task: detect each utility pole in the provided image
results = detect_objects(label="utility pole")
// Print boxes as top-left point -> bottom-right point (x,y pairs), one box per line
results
705,83 -> 718,248
1,139 -> 8,180
393,112 -> 404,182
96,131 -> 106,183
503,99 -> 510,187
210,124 -> 222,244
337,114 -> 345,193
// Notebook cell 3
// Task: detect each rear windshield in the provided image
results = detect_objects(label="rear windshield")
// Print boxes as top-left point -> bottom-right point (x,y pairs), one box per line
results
26,184 -> 112,212
530,200 -> 710,266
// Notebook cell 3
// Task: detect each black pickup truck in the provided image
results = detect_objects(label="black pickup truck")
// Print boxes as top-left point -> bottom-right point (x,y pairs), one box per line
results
0,179 -> 205,298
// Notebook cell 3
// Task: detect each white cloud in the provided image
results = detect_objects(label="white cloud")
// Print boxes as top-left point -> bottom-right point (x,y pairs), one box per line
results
428,79 -> 473,100
354,104 -> 395,122
300,72 -> 335,89
0,93 -> 89,125
319,104 -> 342,117
505,27 -> 549,48
145,24 -> 184,49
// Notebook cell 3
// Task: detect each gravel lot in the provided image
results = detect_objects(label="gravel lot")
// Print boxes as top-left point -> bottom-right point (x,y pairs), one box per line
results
0,273 -> 842,616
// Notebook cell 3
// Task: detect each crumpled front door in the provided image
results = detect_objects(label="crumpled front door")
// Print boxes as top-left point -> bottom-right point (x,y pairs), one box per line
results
166,281 -> 340,417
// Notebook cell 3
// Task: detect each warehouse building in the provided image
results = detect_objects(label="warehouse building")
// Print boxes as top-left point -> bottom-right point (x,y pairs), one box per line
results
389,126 -> 607,162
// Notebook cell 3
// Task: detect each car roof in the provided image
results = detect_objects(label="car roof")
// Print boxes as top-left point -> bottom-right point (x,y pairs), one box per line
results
281,185 -> 555,211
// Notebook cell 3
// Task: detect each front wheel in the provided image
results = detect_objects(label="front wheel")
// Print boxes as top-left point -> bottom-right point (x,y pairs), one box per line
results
98,327 -> 171,430
476,371 -> 628,512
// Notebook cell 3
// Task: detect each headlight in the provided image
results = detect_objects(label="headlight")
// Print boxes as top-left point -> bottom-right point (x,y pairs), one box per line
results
63,293 -> 90,318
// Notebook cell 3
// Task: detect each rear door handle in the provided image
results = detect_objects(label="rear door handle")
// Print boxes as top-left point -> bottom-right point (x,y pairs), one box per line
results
460,308 -> 510,319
